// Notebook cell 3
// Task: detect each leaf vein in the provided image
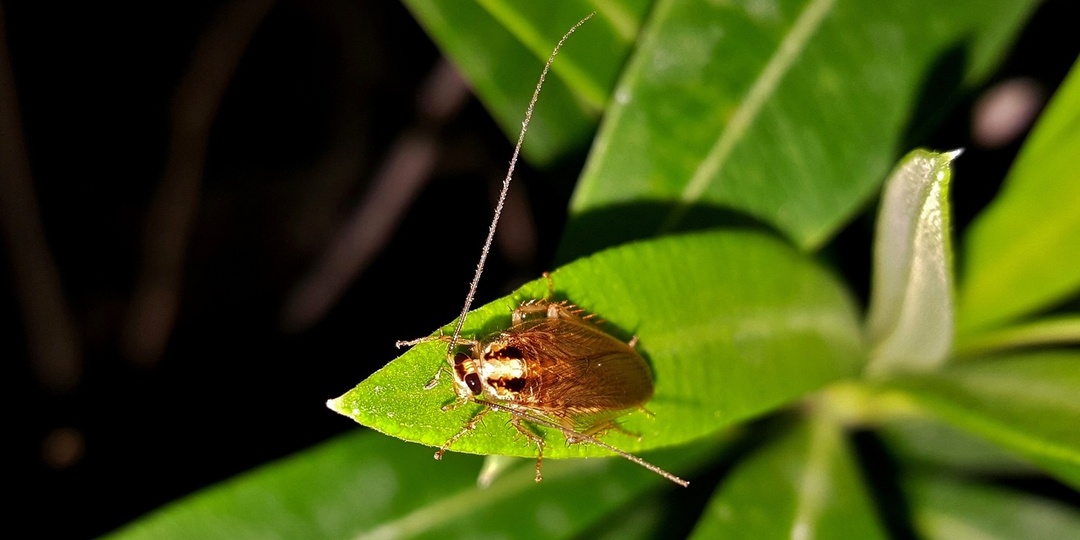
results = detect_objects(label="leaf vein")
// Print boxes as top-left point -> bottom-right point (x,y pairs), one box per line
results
664,0 -> 836,229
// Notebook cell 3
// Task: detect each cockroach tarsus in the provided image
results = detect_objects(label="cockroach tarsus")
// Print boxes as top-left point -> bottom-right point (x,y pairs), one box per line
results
395,13 -> 688,488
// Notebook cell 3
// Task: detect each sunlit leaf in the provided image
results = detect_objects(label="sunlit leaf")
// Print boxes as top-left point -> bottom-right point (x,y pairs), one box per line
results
330,230 -> 863,460
564,0 -> 1037,253
865,149 -> 959,376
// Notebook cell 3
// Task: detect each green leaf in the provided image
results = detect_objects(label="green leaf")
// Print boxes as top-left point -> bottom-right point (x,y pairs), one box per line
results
959,58 -> 1080,333
563,0 -> 1037,254
400,0 -> 649,163
688,417 -> 887,539
953,314 -> 1080,360
877,418 -> 1038,476
906,474 -> 1080,540
578,489 -> 675,540
882,350 -> 1080,490
865,149 -> 959,376
107,430 -> 726,539
330,230 -> 863,461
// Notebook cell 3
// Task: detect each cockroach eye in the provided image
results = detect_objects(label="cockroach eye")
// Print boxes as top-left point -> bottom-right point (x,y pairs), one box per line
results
463,373 -> 482,395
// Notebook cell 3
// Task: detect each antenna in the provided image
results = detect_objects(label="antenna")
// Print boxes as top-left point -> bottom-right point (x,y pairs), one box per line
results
446,13 -> 595,359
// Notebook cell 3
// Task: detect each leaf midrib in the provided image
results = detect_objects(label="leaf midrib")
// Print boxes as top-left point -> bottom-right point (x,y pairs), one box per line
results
662,0 -> 837,229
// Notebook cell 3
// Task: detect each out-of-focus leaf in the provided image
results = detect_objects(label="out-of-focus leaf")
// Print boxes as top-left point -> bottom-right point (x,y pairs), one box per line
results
330,230 -> 863,460
865,149 -> 958,376
877,418 -> 1038,476
953,314 -> 1080,360
906,474 -> 1080,540
107,430 -> 726,540
959,58 -> 1080,333
882,351 -> 1080,490
563,0 -> 1036,255
400,0 -> 650,163
689,417 -> 887,539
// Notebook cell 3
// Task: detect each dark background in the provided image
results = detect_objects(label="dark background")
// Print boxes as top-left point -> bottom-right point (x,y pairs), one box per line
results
3,1 -> 1074,537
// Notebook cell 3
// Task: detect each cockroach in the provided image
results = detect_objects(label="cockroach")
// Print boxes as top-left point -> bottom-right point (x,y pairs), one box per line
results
397,13 -> 687,488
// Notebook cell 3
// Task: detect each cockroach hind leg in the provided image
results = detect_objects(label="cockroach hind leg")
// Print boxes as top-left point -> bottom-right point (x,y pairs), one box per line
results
486,403 -> 689,487
612,422 -> 643,441
568,419 -> 640,445
628,335 -> 639,348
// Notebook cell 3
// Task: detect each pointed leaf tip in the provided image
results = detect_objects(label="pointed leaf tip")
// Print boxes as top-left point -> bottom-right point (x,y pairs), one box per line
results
330,230 -> 863,459
326,397 -> 347,416
866,149 -> 958,376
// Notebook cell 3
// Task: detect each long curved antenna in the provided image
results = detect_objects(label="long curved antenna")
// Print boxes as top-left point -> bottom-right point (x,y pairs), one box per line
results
446,13 -> 595,360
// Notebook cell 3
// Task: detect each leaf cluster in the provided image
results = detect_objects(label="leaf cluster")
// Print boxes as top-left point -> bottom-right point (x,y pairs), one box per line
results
110,1 -> 1079,538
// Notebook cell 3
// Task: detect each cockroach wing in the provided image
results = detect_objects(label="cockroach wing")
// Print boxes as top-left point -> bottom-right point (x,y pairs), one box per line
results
501,316 -> 654,425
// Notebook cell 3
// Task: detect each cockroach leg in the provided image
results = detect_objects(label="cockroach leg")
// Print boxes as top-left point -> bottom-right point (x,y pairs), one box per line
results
563,419 -> 640,445
394,333 -> 480,390
510,414 -> 545,482
435,406 -> 490,460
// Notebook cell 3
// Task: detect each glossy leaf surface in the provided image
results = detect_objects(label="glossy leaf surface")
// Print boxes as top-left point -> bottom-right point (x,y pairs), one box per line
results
402,1 -> 1035,250
564,0 -> 1036,252
865,149 -> 958,376
330,230 -> 863,459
